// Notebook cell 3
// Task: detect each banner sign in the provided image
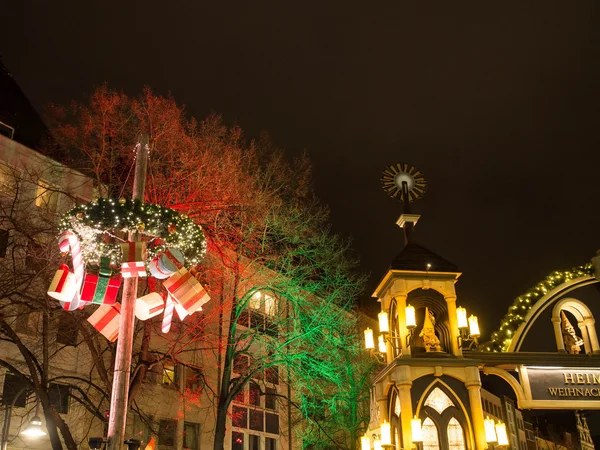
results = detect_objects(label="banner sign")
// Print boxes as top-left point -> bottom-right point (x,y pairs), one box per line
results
525,367 -> 600,401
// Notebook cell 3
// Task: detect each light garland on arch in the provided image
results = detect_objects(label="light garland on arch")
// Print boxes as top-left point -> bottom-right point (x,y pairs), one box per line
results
481,263 -> 594,352
58,198 -> 207,267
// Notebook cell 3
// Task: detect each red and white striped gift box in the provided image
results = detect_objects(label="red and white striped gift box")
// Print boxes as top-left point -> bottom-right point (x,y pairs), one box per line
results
47,264 -> 77,303
163,268 -> 210,315
135,292 -> 165,320
120,241 -> 147,278
87,303 -> 121,342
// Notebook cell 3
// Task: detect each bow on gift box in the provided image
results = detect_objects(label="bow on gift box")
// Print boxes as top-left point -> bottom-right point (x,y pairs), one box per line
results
80,257 -> 122,305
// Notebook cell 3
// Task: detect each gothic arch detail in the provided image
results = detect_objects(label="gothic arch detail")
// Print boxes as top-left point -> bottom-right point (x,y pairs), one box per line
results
415,380 -> 474,450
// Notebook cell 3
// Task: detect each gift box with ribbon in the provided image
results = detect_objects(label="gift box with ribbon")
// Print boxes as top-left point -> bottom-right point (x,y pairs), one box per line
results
120,241 -> 147,278
163,267 -> 210,315
135,292 -> 165,320
80,257 -> 122,305
87,303 -> 121,342
48,264 -> 78,303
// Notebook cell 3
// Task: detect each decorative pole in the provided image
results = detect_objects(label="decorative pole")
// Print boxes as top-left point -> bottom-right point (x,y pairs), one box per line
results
106,134 -> 149,450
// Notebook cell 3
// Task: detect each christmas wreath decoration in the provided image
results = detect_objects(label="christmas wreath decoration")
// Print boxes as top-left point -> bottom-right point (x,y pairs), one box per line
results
48,198 -> 211,340
58,198 -> 206,267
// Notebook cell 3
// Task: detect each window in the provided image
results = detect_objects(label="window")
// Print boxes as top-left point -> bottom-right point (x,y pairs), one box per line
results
0,229 -> 8,258
266,437 -> 277,450
245,291 -> 278,337
158,419 -> 177,447
0,121 -> 15,139
264,295 -> 276,316
232,431 -> 244,450
250,409 -> 264,432
183,422 -> 199,450
423,417 -> 440,450
2,373 -> 30,408
56,314 -> 78,346
184,367 -> 202,391
232,405 -> 248,428
162,363 -> 177,385
265,366 -> 279,385
48,383 -> 70,414
249,434 -> 260,450
0,163 -> 18,196
265,387 -> 277,410
234,354 -> 249,375
447,417 -> 465,450
249,382 -> 261,407
266,413 -> 279,434
234,386 -> 246,404
35,180 -> 58,209
424,387 -> 454,414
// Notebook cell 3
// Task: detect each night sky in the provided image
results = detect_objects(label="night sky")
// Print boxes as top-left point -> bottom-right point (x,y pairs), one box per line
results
1,2 -> 600,338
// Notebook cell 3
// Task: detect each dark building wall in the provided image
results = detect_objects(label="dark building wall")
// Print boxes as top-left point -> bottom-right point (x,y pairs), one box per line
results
0,60 -> 48,148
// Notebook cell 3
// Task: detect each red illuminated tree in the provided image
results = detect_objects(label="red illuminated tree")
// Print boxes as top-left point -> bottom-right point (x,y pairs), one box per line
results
41,85 -> 369,450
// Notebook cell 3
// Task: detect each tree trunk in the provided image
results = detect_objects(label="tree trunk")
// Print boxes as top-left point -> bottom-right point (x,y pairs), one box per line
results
213,399 -> 229,450
40,393 -> 78,450
42,406 -> 64,450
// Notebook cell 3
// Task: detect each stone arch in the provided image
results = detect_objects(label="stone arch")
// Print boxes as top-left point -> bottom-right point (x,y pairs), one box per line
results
551,298 -> 599,354
481,367 -> 527,408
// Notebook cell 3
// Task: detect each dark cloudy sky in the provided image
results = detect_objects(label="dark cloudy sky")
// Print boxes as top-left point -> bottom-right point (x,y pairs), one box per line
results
2,1 -> 600,337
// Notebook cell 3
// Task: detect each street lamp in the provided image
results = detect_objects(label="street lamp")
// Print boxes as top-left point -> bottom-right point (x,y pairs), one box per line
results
411,416 -> 423,450
495,422 -> 509,446
1,387 -> 46,450
380,420 -> 391,447
21,415 -> 46,437
484,416 -> 497,444
484,417 -> 509,449
361,434 -> 371,450
364,328 -> 375,350
455,306 -> 480,350
364,311 -> 401,356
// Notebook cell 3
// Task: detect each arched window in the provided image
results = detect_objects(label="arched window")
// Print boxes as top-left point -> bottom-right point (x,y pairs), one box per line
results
424,387 -> 454,414
420,385 -> 468,450
423,417 -> 440,450
447,417 -> 466,450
